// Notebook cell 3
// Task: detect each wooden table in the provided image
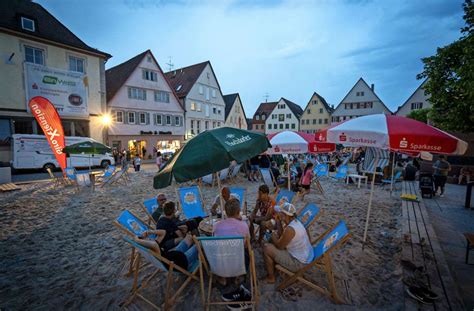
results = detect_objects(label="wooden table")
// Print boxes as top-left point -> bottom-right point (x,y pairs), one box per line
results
346,174 -> 368,189
89,171 -> 103,192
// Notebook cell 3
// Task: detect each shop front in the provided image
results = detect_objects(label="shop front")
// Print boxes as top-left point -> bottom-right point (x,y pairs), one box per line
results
107,134 -> 183,160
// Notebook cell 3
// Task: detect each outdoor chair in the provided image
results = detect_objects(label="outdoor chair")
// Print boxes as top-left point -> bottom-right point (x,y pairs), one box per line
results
141,197 -> 159,225
95,165 -> 116,184
228,163 -> 242,181
121,236 -> 199,311
176,185 -> 207,219
311,175 -> 325,195
76,172 -> 91,187
259,168 -> 276,190
275,220 -> 351,304
100,167 -> 128,187
114,210 -> 155,275
46,167 -> 66,188
274,188 -> 297,205
193,236 -> 259,310
201,173 -> 215,187
219,167 -> 230,181
228,187 -> 247,215
314,164 -> 329,178
332,165 -> 348,181
381,171 -> 403,189
296,203 -> 322,236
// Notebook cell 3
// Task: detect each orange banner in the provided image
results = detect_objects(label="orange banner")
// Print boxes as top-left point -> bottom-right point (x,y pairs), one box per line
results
28,96 -> 67,171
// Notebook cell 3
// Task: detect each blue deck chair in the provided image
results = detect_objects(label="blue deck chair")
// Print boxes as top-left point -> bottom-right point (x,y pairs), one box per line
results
381,171 -> 402,188
121,236 -> 199,311
141,197 -> 159,225
314,164 -> 329,177
194,236 -> 259,309
274,188 -> 297,204
229,187 -> 246,214
297,203 -> 322,235
276,220 -> 351,304
177,186 -> 207,219
332,165 -> 348,180
96,165 -> 116,183
259,167 -> 275,189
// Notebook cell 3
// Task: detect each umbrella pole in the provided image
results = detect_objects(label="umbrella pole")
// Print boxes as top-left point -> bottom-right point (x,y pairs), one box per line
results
362,152 -> 379,249
390,152 -> 396,195
287,157 -> 291,190
217,172 -> 224,219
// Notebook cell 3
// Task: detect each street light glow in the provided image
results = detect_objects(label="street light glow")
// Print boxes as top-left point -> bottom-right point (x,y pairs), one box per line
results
101,114 -> 112,126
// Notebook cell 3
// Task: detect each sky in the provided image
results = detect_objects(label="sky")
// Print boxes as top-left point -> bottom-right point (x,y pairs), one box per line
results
38,0 -> 466,116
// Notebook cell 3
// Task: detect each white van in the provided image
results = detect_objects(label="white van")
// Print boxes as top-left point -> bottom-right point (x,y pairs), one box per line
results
11,134 -> 115,170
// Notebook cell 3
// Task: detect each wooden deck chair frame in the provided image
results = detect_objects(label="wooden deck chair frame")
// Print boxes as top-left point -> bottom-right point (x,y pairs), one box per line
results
259,167 -> 277,191
46,168 -> 66,189
100,168 -> 128,188
275,220 -> 351,304
64,167 -> 79,190
140,197 -> 159,226
113,210 -> 154,276
296,202 -> 323,237
176,185 -> 208,219
95,165 -> 116,184
228,163 -> 243,182
193,236 -> 259,310
311,174 -> 325,195
121,236 -> 199,311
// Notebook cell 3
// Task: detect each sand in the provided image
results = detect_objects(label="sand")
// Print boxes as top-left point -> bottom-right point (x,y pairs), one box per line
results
0,167 -> 404,310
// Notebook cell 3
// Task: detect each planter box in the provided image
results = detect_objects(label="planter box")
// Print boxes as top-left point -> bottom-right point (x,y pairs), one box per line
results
0,167 -> 12,184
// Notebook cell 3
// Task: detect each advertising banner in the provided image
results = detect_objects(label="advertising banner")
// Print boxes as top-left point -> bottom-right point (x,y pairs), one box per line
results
25,63 -> 88,116
28,96 -> 67,171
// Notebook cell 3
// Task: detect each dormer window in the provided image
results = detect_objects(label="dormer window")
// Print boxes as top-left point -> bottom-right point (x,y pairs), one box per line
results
21,17 -> 35,32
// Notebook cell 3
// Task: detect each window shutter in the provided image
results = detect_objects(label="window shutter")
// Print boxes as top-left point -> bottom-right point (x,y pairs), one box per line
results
123,111 -> 128,124
153,113 -> 156,125
146,112 -> 150,124
180,116 -> 184,126
111,109 -> 116,121
142,70 -> 146,79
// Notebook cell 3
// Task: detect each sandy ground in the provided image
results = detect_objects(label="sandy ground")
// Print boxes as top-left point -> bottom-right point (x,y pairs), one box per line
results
0,168 -> 404,310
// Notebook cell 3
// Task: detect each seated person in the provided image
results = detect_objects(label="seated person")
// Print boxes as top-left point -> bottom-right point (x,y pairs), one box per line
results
459,167 -> 471,184
136,229 -> 198,272
151,193 -> 167,222
262,202 -> 314,284
270,161 -> 285,186
249,185 -> 276,243
211,186 -> 238,216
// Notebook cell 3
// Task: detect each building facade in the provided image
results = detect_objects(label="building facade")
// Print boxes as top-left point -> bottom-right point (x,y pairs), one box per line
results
395,80 -> 431,117
300,92 -> 333,133
331,78 -> 391,123
251,102 -> 277,133
223,93 -> 248,129
165,61 -> 225,140
105,50 -> 184,158
0,1 -> 110,164
265,98 -> 304,134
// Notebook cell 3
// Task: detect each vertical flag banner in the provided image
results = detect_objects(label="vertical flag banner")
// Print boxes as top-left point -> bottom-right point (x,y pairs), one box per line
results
28,96 -> 67,171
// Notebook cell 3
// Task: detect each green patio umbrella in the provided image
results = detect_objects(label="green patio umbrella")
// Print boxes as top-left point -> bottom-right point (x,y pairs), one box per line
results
63,141 -> 112,170
153,127 -> 271,189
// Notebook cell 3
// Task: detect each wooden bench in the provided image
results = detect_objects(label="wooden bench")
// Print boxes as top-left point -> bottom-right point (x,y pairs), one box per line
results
463,233 -> 474,264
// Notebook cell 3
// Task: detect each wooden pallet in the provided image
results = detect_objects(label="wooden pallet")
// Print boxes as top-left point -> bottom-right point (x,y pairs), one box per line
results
0,183 -> 21,192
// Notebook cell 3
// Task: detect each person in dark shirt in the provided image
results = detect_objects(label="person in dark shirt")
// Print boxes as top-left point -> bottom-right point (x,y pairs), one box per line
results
156,201 -> 187,251
259,155 -> 271,169
249,155 -> 260,181
151,193 -> 167,223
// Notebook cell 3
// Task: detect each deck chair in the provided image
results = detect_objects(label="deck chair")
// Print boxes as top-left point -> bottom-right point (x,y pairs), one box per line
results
202,173 -> 215,186
121,236 -> 199,311
228,187 -> 247,214
194,236 -> 259,310
219,167 -> 230,181
314,164 -> 329,177
229,163 -> 242,180
297,203 -> 322,236
259,168 -> 276,189
274,188 -> 297,204
100,167 -> 128,187
332,165 -> 348,180
95,165 -> 116,184
76,173 -> 91,187
311,175 -> 325,195
114,210 -> 155,276
141,197 -> 159,225
47,168 -> 66,188
275,220 -> 351,304
176,186 -> 207,219
381,171 -> 402,188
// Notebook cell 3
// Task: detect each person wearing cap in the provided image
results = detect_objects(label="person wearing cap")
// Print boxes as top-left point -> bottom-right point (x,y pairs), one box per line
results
262,202 -> 314,284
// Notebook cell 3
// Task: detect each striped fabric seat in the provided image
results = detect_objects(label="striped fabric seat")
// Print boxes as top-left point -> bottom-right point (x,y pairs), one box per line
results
362,148 -> 390,175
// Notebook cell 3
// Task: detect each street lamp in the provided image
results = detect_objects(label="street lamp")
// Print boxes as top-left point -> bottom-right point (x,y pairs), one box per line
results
100,113 -> 112,145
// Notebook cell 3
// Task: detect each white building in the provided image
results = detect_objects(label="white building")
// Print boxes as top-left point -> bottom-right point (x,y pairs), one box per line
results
395,80 -> 431,117
331,78 -> 391,123
105,50 -> 184,157
265,98 -> 304,134
223,93 -> 248,129
165,61 -> 225,139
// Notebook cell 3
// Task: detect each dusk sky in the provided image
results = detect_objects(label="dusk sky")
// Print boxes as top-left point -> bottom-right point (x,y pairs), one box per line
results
38,0 -> 466,116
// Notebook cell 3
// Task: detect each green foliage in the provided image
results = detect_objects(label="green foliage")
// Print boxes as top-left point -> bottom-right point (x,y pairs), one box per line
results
417,0 -> 474,133
407,108 -> 431,123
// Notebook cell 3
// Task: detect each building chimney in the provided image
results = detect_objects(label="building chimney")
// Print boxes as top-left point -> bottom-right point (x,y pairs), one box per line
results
371,84 -> 374,91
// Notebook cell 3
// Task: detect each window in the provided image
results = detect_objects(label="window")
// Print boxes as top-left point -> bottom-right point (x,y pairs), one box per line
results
286,114 -> 291,119
356,92 -> 360,96
197,103 -> 202,112
361,91 -> 364,96
13,119 -> 33,134
344,104 -> 348,109
205,121 -> 209,130
0,119 -> 12,146
213,121 -> 216,128
272,115 -> 276,119
217,109 -> 221,115
191,120 -> 195,134
291,124 -> 295,129
319,119 -> 322,124
319,108 -> 323,113
147,55 -> 152,62
143,70 -> 158,81
128,87 -> 146,100
191,102 -> 196,111
279,124 -> 283,129
199,85 -> 204,94
197,121 -> 201,133
116,111 -> 123,123
74,121 -> 89,137
21,17 -> 35,31
313,100 -> 317,105
69,56 -> 84,73
154,91 -> 170,103
367,102 -> 373,108
343,116 -> 347,120
156,114 -> 162,125
166,115 -> 172,125
128,112 -> 136,124
175,116 -> 180,126
211,89 -> 216,98
324,119 -> 328,124
24,46 -> 44,65
205,87 -> 210,100
313,119 -> 316,124
411,102 -> 423,110
268,124 -> 271,129
139,112 -> 146,124
262,114 -> 266,120
307,109 -> 311,114
285,124 -> 289,129
255,115 -> 260,120
217,122 -> 221,127
278,104 -> 286,109
278,114 -> 284,121
356,103 -> 360,109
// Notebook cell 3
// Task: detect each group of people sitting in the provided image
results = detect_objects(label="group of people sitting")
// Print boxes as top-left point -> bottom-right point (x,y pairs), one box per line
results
134,185 -> 314,309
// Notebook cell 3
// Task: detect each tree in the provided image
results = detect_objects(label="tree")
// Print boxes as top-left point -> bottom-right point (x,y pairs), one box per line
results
417,0 -> 474,133
407,108 -> 431,123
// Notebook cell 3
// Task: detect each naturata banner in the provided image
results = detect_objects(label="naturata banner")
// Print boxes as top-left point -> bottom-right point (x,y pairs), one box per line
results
28,96 -> 67,171
25,62 -> 88,117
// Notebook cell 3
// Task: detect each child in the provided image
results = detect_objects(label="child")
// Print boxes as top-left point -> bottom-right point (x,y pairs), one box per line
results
299,162 -> 314,201
134,155 -> 141,172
